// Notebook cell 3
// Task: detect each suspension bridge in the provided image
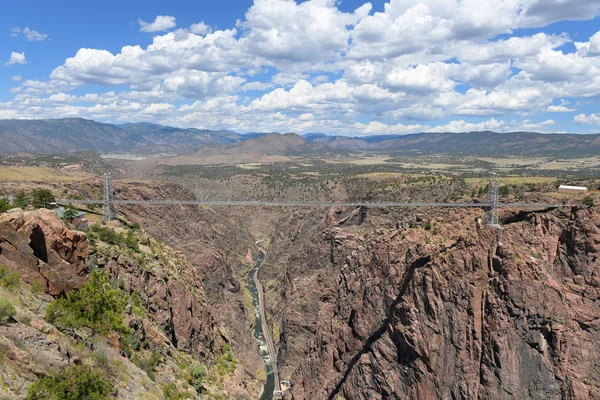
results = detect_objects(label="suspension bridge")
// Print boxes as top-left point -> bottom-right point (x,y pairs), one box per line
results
58,173 -> 561,241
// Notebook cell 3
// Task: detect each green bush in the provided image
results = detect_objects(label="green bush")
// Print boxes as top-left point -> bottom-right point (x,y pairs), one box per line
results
187,361 -> 208,393
583,196 -> 595,207
25,365 -> 112,400
499,185 -> 510,196
423,220 -> 432,230
0,298 -> 16,324
215,347 -> 237,376
87,225 -> 140,251
45,270 -> 129,337
0,265 -> 19,290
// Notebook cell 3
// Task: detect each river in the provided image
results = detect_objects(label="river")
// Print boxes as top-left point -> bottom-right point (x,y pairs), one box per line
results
248,251 -> 275,400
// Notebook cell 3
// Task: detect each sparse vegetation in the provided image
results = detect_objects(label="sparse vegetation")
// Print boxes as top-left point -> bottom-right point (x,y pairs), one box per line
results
45,270 -> 129,338
132,348 -> 163,381
0,298 -> 16,324
162,383 -> 193,399
25,365 -> 112,400
0,265 -> 20,290
583,196 -> 595,207
215,343 -> 237,376
187,361 -> 208,393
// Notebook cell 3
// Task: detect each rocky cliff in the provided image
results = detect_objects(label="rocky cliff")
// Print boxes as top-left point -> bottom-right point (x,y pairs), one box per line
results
260,203 -> 600,399
0,208 -> 258,399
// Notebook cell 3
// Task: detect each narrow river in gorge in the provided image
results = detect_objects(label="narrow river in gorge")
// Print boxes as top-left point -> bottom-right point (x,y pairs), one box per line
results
248,250 -> 277,400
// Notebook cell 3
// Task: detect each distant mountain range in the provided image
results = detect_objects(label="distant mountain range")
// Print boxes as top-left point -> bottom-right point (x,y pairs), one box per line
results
0,118 -> 599,157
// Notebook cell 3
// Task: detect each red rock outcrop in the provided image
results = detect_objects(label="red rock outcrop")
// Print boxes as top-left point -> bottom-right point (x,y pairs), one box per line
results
0,209 -> 88,295
263,205 -> 600,399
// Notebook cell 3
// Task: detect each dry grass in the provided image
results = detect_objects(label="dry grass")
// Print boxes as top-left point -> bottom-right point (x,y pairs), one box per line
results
0,167 -> 89,182
466,176 -> 559,187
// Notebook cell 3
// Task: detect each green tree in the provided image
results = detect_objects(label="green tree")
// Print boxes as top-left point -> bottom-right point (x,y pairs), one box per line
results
25,365 -> 112,400
0,298 -> 16,324
45,270 -> 129,338
12,190 -> 29,209
31,189 -> 56,209
0,198 -> 10,213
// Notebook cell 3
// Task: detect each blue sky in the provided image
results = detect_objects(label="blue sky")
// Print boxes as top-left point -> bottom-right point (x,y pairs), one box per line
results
1,0 -> 600,135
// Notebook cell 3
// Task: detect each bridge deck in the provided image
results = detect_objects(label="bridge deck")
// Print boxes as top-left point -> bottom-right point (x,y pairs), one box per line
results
58,199 -> 562,208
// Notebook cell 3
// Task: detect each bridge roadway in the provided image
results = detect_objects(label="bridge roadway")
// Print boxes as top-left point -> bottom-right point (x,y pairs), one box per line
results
58,199 -> 562,208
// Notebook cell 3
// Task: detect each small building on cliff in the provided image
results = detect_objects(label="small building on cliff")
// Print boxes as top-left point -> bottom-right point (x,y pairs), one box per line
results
558,185 -> 588,194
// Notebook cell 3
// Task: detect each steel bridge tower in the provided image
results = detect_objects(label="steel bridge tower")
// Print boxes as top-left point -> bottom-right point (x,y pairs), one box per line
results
102,173 -> 114,222
486,179 -> 503,244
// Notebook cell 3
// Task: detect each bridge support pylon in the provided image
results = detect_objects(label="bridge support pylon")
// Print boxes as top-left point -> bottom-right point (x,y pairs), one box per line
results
485,179 -> 503,245
102,173 -> 114,222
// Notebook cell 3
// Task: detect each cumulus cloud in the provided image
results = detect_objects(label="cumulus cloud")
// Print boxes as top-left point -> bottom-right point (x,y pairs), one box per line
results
11,75 -> 22,82
189,22 -> 212,35
3,0 -> 600,134
5,52 -> 26,66
139,15 -> 176,32
574,113 -> 600,124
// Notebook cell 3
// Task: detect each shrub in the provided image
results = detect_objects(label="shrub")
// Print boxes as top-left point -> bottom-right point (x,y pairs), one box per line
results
162,383 -> 193,400
499,185 -> 510,196
0,265 -> 19,290
45,270 -> 129,338
0,298 -> 16,324
132,349 -> 163,381
583,196 -> 595,207
187,362 -> 208,393
423,220 -> 432,231
25,365 -> 112,400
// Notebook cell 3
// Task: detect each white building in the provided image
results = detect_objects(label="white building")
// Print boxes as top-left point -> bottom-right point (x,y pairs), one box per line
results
558,185 -> 588,194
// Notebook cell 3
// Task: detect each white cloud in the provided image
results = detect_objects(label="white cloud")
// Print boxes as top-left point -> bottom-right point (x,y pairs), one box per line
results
139,15 -> 176,32
575,31 -> 600,57
546,100 -> 575,112
5,52 -> 26,66
10,27 -> 48,41
240,0 -> 369,66
11,75 -> 22,82
189,22 -> 212,35
574,113 -> 600,124
23,27 -> 48,41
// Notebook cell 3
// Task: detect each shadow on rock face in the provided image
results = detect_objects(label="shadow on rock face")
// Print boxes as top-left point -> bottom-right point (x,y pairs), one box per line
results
29,225 -> 48,263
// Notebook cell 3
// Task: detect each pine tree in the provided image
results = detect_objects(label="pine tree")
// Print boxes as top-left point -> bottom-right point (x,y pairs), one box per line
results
31,189 -> 56,209
0,198 -> 10,213
12,190 -> 29,209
